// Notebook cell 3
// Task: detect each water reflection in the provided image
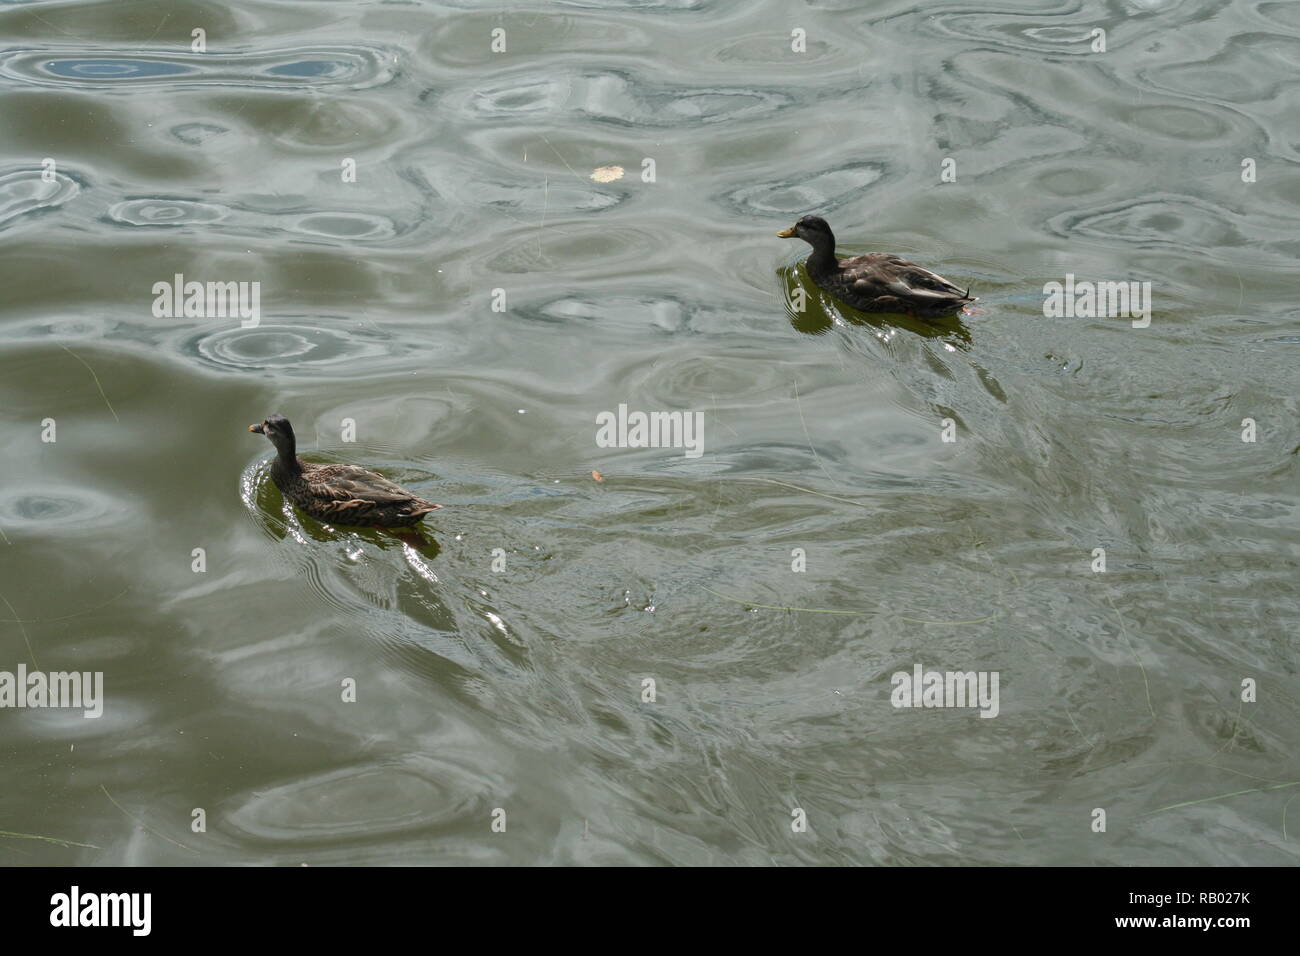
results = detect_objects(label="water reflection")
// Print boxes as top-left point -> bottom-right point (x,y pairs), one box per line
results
780,263 -> 974,348
0,46 -> 395,90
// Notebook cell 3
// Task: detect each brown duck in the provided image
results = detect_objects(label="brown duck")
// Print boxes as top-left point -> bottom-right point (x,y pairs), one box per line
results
778,215 -> 974,318
248,414 -> 441,528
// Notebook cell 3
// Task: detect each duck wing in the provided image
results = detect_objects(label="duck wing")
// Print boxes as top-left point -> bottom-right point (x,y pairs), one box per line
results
303,464 -> 441,519
843,253 -> 972,304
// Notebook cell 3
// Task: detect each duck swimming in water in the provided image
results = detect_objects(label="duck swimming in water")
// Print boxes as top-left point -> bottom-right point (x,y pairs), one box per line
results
778,215 -> 975,318
249,414 -> 441,529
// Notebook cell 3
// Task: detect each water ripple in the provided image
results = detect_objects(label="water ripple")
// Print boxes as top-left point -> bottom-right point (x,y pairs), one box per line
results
1141,33 -> 1300,104
107,198 -> 229,227
184,320 -> 408,375
221,755 -> 492,845
0,486 -> 127,534
0,167 -> 81,231
170,122 -> 230,146
102,194 -> 406,244
4,0 -> 1297,869
291,212 -> 397,241
461,68 -> 793,127
1046,193 -> 1294,263
0,46 -> 395,91
721,162 -> 887,216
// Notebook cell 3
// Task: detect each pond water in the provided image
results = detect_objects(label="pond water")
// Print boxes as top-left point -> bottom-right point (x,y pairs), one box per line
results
0,0 -> 1296,865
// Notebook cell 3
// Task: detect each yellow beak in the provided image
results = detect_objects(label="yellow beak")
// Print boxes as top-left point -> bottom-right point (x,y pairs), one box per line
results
776,226 -> 797,238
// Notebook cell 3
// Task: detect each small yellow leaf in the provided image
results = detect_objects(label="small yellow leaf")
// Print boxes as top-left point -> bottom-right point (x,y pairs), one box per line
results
590,165 -> 624,183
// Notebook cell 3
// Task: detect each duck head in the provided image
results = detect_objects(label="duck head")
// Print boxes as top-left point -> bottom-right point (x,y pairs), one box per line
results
249,413 -> 297,460
778,214 -> 838,269
778,214 -> 835,246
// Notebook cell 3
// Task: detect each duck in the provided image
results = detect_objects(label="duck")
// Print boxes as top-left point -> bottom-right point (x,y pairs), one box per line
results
248,414 -> 441,528
778,215 -> 975,318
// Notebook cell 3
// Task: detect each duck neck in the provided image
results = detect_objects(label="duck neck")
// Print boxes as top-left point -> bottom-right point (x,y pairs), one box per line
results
804,231 -> 838,276
272,440 -> 301,475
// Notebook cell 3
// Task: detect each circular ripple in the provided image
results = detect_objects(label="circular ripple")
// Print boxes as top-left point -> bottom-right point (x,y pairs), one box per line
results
170,122 -> 230,145
466,69 -> 790,127
184,321 -> 402,375
540,295 -> 688,331
1047,195 -> 1241,251
0,168 -> 81,230
472,77 -> 566,115
107,198 -> 229,226
639,352 -> 790,406
928,13 -> 1109,54
723,162 -> 885,215
0,486 -> 125,532
221,757 -> 489,845
0,47 -> 393,91
291,213 -> 396,240
43,58 -> 193,80
1021,27 -> 1095,46
42,317 -> 115,338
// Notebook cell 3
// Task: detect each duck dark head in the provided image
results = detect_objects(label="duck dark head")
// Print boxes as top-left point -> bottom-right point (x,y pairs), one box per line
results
777,214 -> 834,243
778,215 -> 838,271
249,414 -> 297,460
